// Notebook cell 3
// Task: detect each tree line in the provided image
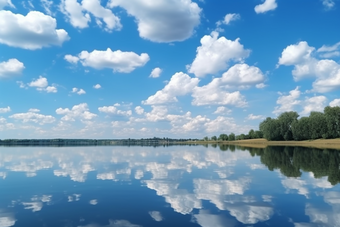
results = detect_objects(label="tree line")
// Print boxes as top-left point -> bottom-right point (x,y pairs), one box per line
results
204,106 -> 340,142
260,106 -> 340,141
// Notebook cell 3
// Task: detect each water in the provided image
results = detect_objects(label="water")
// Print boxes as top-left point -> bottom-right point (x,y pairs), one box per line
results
0,145 -> 339,227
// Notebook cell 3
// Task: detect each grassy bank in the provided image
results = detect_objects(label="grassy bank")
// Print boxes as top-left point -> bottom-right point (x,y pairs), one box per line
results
183,138 -> 340,149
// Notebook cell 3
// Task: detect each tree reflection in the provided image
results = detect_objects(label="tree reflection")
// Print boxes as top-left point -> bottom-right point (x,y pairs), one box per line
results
219,145 -> 340,185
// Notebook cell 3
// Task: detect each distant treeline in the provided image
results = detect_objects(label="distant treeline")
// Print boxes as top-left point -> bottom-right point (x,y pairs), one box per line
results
204,106 -> 340,142
214,144 -> 340,185
0,137 -> 200,146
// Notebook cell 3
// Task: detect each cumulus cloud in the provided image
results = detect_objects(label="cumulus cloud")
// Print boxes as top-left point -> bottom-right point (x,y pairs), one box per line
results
93,84 -> 101,89
300,96 -> 327,115
28,76 -> 57,93
0,10 -> 69,50
143,72 -> 199,105
98,105 -> 132,116
65,48 -> 149,73
71,87 -> 86,95
0,106 -> 11,113
135,106 -> 144,115
273,87 -> 301,115
9,112 -> 56,124
217,13 -> 241,26
107,0 -> 201,42
213,106 -> 231,115
188,32 -> 250,77
191,63 -> 264,106
330,99 -> 340,107
60,0 -> 121,31
56,103 -> 97,121
0,59 -> 25,78
254,0 -> 278,14
278,41 -> 340,93
64,54 -> 79,64
149,67 -> 162,78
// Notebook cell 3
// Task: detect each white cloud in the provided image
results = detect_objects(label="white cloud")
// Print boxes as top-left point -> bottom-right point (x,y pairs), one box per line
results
29,76 -> 48,88
9,112 -> 56,124
149,67 -> 162,78
107,0 -> 201,42
93,84 -> 101,89
0,215 -> 16,227
205,116 -> 241,133
0,0 -> 14,9
330,98 -> 340,107
28,76 -> 57,93
56,103 -> 97,121
317,41 -> 340,53
254,0 -> 278,14
219,13 -> 241,25
188,32 -> 250,77
135,106 -> 144,115
64,54 -> 79,64
66,48 -> 149,73
322,0 -> 335,9
273,87 -> 301,115
60,0 -> 121,32
0,10 -> 69,50
143,72 -> 199,105
247,114 -> 264,120
60,0 -> 90,29
98,105 -> 132,116
0,59 -> 25,78
0,106 -> 11,113
28,108 -> 40,112
71,87 -> 86,95
317,41 -> 340,58
82,0 -> 121,32
22,202 -> 43,212
300,96 -> 327,115
89,199 -> 98,205
149,211 -> 163,222
278,41 -> 340,93
192,81 -> 247,107
220,63 -> 265,88
278,41 -> 315,67
213,106 -> 231,115
227,204 -> 273,224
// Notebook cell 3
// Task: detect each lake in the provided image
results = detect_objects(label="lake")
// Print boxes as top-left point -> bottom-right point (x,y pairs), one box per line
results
0,145 -> 340,227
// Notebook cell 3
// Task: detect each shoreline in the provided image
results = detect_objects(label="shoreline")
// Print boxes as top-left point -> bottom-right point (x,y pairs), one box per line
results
181,138 -> 340,149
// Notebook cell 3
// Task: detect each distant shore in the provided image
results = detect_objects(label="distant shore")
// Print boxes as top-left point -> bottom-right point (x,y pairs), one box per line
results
184,138 -> 340,149
1,138 -> 340,150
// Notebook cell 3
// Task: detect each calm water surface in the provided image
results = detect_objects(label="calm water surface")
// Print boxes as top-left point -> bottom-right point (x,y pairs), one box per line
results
0,145 -> 340,227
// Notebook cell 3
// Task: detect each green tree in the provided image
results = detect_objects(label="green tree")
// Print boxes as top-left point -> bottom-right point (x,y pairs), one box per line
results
324,106 -> 340,138
309,111 -> 328,139
211,136 -> 217,141
291,117 -> 311,141
218,134 -> 229,141
203,136 -> 209,141
228,133 -> 236,141
248,129 -> 255,139
260,117 -> 282,141
277,111 -> 299,141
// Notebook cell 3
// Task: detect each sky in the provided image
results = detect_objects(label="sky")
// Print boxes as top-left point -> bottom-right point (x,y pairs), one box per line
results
0,0 -> 339,139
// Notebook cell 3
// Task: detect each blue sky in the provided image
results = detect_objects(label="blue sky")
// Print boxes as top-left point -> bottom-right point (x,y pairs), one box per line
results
0,0 -> 340,139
